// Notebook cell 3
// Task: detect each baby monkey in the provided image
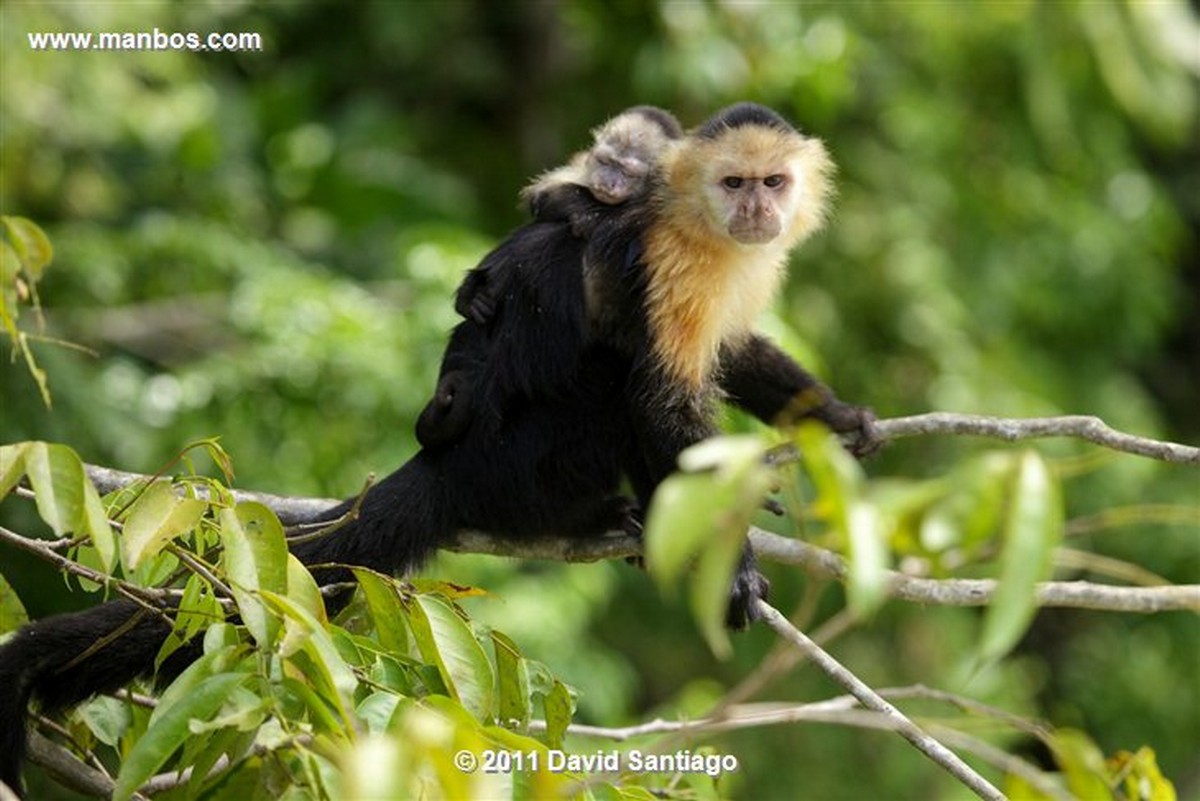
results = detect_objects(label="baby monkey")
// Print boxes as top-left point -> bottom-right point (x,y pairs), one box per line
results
454,105 -> 683,326
521,105 -> 685,214
417,106 -> 682,449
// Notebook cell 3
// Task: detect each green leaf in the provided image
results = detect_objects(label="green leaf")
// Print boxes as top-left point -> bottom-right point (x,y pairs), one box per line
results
492,630 -> 531,729
24,441 -> 84,537
112,673 -> 245,801
219,502 -> 288,648
18,442 -> 116,571
0,241 -> 21,339
278,554 -> 326,656
1046,728 -> 1112,801
78,696 -> 132,748
0,443 -> 28,499
645,472 -> 735,587
797,424 -> 887,619
979,450 -> 1063,664
262,590 -> 358,726
157,574 -> 223,670
542,679 -> 575,749
687,508 -> 748,660
81,472 -> 117,573
0,572 -> 29,633
645,435 -> 774,655
357,692 -> 403,735
353,568 -> 410,655
2,216 -> 54,278
408,594 -> 496,721
121,481 -> 207,570
150,644 -> 246,728
1109,747 -> 1177,801
844,500 -> 888,619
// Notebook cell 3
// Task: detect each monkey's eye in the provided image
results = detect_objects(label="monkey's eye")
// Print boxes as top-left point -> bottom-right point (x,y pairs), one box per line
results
722,176 -> 743,189
763,174 -> 787,188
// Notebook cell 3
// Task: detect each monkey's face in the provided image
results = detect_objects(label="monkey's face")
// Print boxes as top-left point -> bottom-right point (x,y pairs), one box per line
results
686,126 -> 829,248
586,135 -> 662,204
712,173 -> 793,244
586,148 -> 649,204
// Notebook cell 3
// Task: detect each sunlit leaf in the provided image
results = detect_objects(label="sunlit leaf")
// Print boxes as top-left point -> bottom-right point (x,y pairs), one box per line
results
980,450 -> 1062,664
279,554 -> 326,657
2,216 -> 54,278
16,442 -> 116,571
122,480 -> 207,570
542,679 -> 575,749
1047,728 -> 1112,801
219,502 -> 288,648
409,594 -> 495,721
797,424 -> 888,618
0,443 -> 28,500
1108,747 -> 1177,801
353,568 -> 410,655
492,630 -> 531,729
646,435 -> 774,655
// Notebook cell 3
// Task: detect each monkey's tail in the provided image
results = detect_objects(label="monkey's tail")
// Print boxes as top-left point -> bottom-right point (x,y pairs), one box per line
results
0,454 -> 450,795
0,599 -> 173,796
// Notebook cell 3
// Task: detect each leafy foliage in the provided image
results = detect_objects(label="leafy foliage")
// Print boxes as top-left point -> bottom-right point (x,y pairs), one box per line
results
1,1 -> 1196,798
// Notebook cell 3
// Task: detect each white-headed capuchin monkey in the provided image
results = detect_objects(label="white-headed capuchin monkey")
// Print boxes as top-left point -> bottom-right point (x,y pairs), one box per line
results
0,103 -> 876,797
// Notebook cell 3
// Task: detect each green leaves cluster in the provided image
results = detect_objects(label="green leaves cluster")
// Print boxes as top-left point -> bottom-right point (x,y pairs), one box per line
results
0,216 -> 54,406
645,425 -> 1063,666
0,440 -> 608,801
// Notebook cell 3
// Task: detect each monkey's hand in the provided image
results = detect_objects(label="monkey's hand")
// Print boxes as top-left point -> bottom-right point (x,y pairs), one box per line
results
811,398 -> 878,460
454,270 -> 498,325
815,399 -> 882,459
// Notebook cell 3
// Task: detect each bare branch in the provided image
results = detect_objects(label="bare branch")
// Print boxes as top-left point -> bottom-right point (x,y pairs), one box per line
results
750,528 -> 1200,613
754,600 -> 1006,801
875,412 -> 1200,464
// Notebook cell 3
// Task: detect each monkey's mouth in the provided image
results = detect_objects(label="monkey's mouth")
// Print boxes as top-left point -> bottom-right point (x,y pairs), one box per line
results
728,221 -> 782,245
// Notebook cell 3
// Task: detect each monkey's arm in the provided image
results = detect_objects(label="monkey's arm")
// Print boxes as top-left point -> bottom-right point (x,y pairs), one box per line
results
719,335 -> 880,454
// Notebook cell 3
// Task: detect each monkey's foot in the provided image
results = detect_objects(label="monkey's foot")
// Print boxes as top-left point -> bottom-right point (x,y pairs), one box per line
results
725,566 -> 771,630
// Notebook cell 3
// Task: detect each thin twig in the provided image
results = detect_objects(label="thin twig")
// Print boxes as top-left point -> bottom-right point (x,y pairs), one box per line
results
754,600 -> 1006,801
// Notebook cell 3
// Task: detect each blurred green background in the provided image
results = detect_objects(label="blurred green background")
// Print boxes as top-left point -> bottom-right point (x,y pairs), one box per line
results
2,2 -> 1197,799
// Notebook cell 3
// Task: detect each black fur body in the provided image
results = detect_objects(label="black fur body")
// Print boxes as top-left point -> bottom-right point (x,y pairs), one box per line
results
0,109 -> 873,794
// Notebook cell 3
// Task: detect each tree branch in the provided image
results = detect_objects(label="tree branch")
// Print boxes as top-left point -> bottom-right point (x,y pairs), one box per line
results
754,600 -> 1005,801
69,436 -> 1200,616
749,528 -> 1200,613
874,412 -> 1200,464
